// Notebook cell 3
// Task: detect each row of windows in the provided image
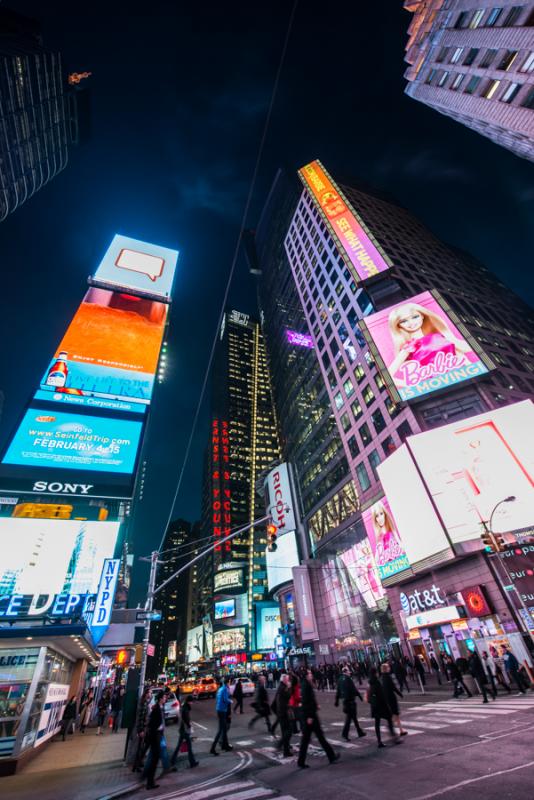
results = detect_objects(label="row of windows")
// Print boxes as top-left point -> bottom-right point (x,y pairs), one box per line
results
425,67 -> 533,106
453,5 -> 532,30
436,46 -> 534,74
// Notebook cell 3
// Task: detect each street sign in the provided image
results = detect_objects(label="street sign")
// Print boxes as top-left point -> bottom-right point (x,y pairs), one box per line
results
147,644 -> 155,657
136,610 -> 162,621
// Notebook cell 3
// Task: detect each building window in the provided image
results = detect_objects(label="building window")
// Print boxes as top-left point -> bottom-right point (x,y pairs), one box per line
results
498,50 -> 519,70
502,6 -> 523,26
451,47 -> 464,63
351,399 -> 363,420
340,412 -> 351,432
354,363 -> 365,383
359,422 -> 372,446
451,73 -> 465,90
381,435 -> 396,457
334,391 -> 343,410
347,435 -> 359,458
437,70 -> 450,87
356,462 -> 371,492
344,378 -> 355,397
486,7 -> 503,26
362,384 -> 375,406
369,449 -> 381,481
469,10 -> 485,29
521,87 -> 534,108
425,68 -> 437,84
454,10 -> 470,28
371,408 -> 387,433
463,48 -> 480,66
501,82 -> 522,102
482,79 -> 501,99
436,46 -> 450,63
464,75 -> 482,94
519,52 -> 534,73
385,396 -> 400,418
397,420 -> 412,442
479,48 -> 498,68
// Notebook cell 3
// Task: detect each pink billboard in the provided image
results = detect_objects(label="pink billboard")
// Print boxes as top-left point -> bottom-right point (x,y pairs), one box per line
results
361,290 -> 490,402
339,539 -> 385,609
362,499 -> 410,581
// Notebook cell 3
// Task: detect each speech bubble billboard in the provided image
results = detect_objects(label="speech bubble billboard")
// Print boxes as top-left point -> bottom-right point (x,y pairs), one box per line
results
93,234 -> 178,300
115,248 -> 165,282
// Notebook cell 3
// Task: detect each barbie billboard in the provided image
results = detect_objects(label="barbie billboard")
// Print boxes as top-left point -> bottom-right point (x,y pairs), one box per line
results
363,499 -> 410,581
360,290 -> 490,402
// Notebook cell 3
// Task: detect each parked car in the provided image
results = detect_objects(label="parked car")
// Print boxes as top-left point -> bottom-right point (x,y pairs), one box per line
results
163,691 -> 181,723
192,677 -> 218,699
229,678 -> 255,696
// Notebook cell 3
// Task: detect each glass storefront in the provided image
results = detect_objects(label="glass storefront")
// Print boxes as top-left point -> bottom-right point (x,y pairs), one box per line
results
0,648 -> 40,758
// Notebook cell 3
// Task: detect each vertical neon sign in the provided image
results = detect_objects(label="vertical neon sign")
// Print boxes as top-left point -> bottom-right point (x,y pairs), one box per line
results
212,419 -> 231,553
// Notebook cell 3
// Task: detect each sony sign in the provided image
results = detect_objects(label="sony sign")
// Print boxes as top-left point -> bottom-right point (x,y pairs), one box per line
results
32,481 -> 94,495
264,463 -> 296,535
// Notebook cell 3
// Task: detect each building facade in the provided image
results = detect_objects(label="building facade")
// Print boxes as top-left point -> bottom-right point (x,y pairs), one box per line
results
404,0 -> 534,161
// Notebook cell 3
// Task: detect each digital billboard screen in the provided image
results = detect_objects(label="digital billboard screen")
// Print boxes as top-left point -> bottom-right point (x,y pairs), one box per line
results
34,288 -> 167,415
214,598 -> 236,620
338,539 -> 386,610
298,160 -> 391,283
255,604 -> 281,651
0,518 -> 121,597
212,626 -> 247,654
2,407 -> 142,475
360,290 -> 491,402
93,234 -> 178,301
362,498 -> 410,581
286,330 -> 314,348
186,625 -> 204,663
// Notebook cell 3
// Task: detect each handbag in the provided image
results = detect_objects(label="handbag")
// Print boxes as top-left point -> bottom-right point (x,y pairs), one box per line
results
179,740 -> 188,753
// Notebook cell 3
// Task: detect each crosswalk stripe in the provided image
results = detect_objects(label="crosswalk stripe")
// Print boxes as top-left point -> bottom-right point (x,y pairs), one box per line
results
399,719 -> 444,730
180,782 -> 256,800
215,789 -> 274,800
235,740 -> 256,746
421,715 -> 472,724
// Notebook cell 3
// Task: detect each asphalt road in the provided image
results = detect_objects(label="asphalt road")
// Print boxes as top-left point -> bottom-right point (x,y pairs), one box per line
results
155,684 -> 534,800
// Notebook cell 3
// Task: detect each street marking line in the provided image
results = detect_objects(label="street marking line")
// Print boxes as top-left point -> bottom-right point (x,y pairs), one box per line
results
215,789 -> 275,800
192,720 -> 208,730
400,729 -> 423,736
409,723 -> 534,764
405,758 -> 534,800
170,783 -> 255,800
235,740 -> 256,746
420,716 -> 471,724
155,751 -> 253,799
397,719 -> 444,730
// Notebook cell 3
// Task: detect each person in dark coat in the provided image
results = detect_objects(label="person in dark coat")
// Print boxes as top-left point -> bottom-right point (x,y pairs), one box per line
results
503,647 -> 527,694
297,669 -> 340,769
380,663 -> 407,736
61,696 -> 77,740
233,678 -> 244,714
367,667 -> 399,748
274,673 -> 293,757
469,651 -> 495,703
451,658 -> 473,698
145,691 -> 165,790
110,686 -> 125,732
133,688 -> 152,773
248,675 -> 272,732
414,656 -> 426,686
335,667 -> 366,740
392,658 -> 410,693
171,696 -> 198,769
429,654 -> 442,685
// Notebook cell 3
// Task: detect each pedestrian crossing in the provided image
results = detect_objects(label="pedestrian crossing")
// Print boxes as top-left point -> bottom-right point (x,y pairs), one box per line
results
155,778 -> 299,800
399,694 -> 534,734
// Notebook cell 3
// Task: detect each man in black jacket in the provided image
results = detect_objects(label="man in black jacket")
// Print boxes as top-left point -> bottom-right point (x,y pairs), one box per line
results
335,667 -> 366,741
145,692 -> 165,790
469,651 -> 495,703
274,673 -> 293,757
298,670 -> 340,769
248,675 -> 272,733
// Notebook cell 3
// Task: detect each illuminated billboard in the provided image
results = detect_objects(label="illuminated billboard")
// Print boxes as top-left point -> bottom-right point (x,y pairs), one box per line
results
93,234 -> 178,301
404,401 -> 534,543
286,330 -> 314,348
338,539 -> 386,610
0,518 -> 121,597
212,626 -> 247,654
214,598 -> 236,620
214,568 -> 244,592
360,290 -> 491,402
35,288 -> 167,415
362,498 -> 410,581
266,531 -> 299,592
255,603 -> 281,651
186,625 -> 204,663
298,159 -> 391,283
2,407 -> 142,475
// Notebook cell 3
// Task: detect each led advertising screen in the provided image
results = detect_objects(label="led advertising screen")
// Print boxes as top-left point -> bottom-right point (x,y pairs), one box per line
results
0,518 -> 121,597
214,598 -> 236,620
212,626 -> 247,654
286,330 -> 314,348
298,160 -> 391,283
34,288 -> 167,415
255,604 -> 281,651
186,625 -> 204,663
499,545 -> 534,631
406,401 -> 534,543
93,234 -> 178,301
339,539 -> 386,610
2,407 -> 142,475
266,531 -> 299,592
360,290 -> 491,402
362,498 -> 410,581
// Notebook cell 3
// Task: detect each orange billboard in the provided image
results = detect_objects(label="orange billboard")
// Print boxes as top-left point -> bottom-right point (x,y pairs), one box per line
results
298,159 -> 391,283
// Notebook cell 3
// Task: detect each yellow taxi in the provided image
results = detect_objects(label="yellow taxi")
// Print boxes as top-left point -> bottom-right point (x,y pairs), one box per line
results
192,676 -> 218,699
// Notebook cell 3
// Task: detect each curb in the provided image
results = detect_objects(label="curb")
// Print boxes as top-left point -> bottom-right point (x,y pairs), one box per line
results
96,780 -> 142,800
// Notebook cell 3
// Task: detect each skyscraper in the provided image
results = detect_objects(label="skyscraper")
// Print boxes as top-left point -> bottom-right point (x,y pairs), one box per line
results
0,8 -> 79,220
202,310 -> 281,658
403,1 -> 534,161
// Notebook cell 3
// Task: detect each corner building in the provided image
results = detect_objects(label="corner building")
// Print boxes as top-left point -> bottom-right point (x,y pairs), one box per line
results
403,0 -> 534,162
256,160 -> 534,665
202,310 -> 281,666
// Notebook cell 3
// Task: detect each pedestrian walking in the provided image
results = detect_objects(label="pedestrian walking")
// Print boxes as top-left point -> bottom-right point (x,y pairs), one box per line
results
210,677 -> 233,755
79,690 -> 94,733
248,675 -> 272,733
429,653 -> 442,685
288,673 -> 301,734
367,667 -> 399,748
233,678 -> 244,714
393,658 -> 410,693
481,651 -> 501,697
297,669 -> 340,769
502,647 -> 527,694
145,691 -> 165,790
335,666 -> 366,740
111,686 -> 125,732
274,673 -> 293,757
171,696 -> 198,769
414,656 -> 426,687
380,663 -> 408,736
469,651 -> 495,703
96,695 -> 109,735
61,696 -> 77,740
450,658 -> 472,698
133,688 -> 152,773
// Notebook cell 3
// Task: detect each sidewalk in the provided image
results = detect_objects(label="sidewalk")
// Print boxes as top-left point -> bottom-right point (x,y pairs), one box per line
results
2,728 -> 140,800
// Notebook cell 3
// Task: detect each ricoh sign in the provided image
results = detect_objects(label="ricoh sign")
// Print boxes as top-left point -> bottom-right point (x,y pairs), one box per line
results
264,463 -> 296,535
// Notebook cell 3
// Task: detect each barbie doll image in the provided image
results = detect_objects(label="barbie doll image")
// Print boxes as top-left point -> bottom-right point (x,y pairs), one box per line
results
371,500 -> 405,568
387,303 -> 470,387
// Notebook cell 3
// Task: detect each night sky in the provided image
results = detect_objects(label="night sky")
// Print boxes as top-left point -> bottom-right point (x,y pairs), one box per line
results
1,1 -> 533,598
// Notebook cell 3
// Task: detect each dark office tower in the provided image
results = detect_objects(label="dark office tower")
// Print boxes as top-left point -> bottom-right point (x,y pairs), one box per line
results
403,1 -> 534,162
0,9 -> 78,220
205,310 -> 281,649
151,518 -> 192,677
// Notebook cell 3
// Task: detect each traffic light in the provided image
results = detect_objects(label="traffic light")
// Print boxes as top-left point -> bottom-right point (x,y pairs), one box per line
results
267,521 -> 278,552
481,528 -> 505,553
